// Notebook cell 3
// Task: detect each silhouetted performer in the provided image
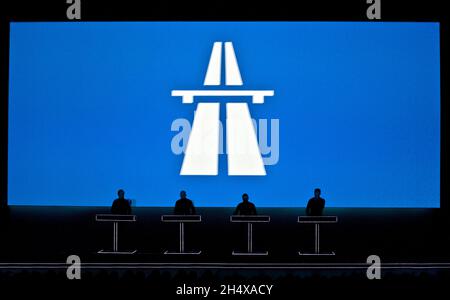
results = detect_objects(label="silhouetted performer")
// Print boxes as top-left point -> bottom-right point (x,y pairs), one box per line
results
174,190 -> 196,215
111,189 -> 132,215
234,193 -> 257,215
306,188 -> 325,216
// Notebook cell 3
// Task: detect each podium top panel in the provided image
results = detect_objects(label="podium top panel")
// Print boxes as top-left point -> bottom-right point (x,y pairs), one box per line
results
95,214 -> 136,222
230,215 -> 270,222
161,215 -> 202,222
298,216 -> 338,223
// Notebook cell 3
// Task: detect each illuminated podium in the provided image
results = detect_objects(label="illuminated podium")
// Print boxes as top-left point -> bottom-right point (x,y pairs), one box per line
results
230,215 -> 270,256
297,216 -> 338,256
95,214 -> 137,254
161,215 -> 202,255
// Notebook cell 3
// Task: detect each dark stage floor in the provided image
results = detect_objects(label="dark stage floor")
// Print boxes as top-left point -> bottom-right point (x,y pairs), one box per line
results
1,206 -> 450,296
1,206 -> 449,263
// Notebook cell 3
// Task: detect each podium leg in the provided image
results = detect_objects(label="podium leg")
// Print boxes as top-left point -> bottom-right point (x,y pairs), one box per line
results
98,221 -> 137,255
248,223 -> 252,253
114,221 -> 118,252
298,223 -> 335,256
180,222 -> 184,253
315,223 -> 319,254
232,222 -> 268,256
164,222 -> 201,255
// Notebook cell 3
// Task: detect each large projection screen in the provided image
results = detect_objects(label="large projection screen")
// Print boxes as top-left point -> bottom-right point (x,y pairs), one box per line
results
8,22 -> 440,207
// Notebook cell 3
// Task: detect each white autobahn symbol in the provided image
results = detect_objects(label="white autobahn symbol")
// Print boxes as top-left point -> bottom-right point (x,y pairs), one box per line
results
171,41 -> 274,176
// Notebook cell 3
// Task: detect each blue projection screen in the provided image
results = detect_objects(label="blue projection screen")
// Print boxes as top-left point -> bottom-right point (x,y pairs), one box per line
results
8,22 -> 440,207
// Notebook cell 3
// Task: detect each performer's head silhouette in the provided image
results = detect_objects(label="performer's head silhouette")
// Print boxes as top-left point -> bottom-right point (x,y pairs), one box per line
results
180,190 -> 187,199
242,193 -> 249,203
314,188 -> 321,198
117,189 -> 125,199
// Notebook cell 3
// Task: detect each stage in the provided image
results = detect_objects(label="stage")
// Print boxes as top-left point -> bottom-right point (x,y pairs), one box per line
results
1,206 -> 448,263
1,206 -> 450,295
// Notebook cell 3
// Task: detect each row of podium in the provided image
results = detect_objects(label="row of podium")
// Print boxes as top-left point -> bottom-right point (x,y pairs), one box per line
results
96,214 -> 338,256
